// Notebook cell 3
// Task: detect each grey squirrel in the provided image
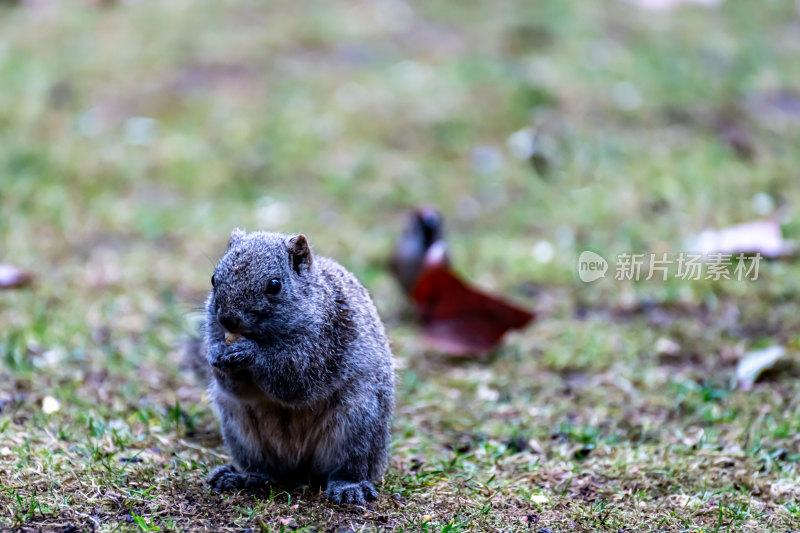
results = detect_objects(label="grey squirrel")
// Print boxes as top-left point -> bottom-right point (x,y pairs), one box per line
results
202,229 -> 394,505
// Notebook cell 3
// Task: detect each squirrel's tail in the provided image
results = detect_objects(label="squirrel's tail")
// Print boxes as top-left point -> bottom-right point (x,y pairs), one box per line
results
180,334 -> 210,384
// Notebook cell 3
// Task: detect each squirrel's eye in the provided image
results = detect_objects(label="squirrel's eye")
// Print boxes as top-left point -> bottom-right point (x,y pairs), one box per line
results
211,274 -> 216,288
265,278 -> 282,295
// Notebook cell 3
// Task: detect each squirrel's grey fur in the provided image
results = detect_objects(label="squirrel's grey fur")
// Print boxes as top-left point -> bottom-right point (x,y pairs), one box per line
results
203,229 -> 394,505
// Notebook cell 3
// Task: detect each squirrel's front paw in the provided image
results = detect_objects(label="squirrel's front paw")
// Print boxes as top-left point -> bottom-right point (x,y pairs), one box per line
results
211,340 -> 255,371
326,480 -> 378,505
208,465 -> 270,492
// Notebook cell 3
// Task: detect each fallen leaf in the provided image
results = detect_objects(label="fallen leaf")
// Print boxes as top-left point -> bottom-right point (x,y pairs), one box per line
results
0,264 -> 34,289
627,0 -> 723,11
392,208 -> 535,355
655,337 -> 681,357
734,345 -> 786,390
411,260 -> 535,355
688,219 -> 795,258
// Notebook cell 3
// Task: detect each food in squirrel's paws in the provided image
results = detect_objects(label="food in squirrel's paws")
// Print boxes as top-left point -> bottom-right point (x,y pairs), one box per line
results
224,332 -> 241,346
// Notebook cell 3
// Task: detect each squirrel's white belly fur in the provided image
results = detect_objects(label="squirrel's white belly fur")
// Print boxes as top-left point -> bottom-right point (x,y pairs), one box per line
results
217,391 -> 346,474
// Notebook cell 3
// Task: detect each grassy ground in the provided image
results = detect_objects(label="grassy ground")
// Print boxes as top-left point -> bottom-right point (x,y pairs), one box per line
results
2,0 -> 800,531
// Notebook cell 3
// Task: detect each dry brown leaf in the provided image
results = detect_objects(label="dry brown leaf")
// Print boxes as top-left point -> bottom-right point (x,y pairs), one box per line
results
392,207 -> 535,355
411,262 -> 535,355
627,0 -> 723,10
0,264 -> 34,289
688,219 -> 795,258
734,346 -> 786,391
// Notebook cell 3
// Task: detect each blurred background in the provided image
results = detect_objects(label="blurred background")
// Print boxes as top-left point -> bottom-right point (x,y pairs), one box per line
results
2,0 -> 800,530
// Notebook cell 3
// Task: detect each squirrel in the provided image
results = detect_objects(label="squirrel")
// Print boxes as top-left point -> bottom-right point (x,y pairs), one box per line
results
202,229 -> 395,505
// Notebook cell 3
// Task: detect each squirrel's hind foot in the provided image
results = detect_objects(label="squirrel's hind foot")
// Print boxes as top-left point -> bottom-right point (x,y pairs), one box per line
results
208,464 -> 270,492
326,480 -> 378,505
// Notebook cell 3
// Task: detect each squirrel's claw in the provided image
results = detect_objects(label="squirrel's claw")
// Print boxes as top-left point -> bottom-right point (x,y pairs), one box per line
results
208,464 -> 270,492
326,480 -> 378,505
211,340 -> 255,371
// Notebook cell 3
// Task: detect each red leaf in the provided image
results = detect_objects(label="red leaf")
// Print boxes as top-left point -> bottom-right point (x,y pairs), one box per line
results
410,262 -> 535,355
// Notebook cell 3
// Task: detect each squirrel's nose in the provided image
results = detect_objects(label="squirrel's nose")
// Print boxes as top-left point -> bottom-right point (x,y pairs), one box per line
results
218,311 -> 243,333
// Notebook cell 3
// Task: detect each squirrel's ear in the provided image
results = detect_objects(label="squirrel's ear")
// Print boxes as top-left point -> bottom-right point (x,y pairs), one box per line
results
286,234 -> 313,274
229,228 -> 246,247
